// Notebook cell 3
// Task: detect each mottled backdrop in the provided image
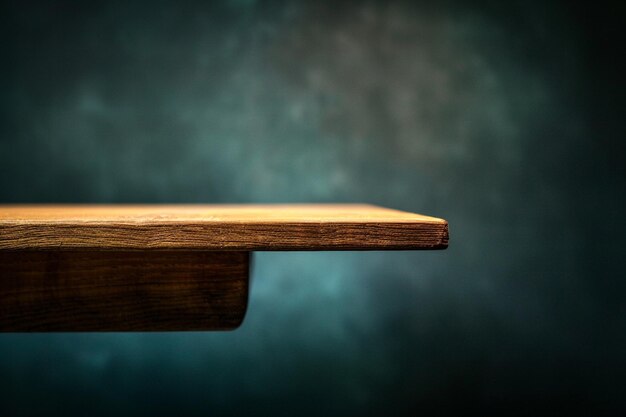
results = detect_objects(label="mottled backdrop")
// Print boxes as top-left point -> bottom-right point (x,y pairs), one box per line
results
0,0 -> 624,415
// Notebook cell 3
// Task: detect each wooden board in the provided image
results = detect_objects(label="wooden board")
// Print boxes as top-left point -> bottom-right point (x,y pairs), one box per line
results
0,251 -> 249,331
0,204 -> 448,251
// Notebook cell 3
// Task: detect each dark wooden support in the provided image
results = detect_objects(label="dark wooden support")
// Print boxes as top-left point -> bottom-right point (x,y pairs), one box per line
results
0,250 -> 249,331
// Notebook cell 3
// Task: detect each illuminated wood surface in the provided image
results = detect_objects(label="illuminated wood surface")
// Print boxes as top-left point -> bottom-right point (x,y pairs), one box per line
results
0,204 -> 448,250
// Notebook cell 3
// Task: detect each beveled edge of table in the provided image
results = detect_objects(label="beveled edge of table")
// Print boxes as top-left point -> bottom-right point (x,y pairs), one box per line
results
0,204 -> 449,251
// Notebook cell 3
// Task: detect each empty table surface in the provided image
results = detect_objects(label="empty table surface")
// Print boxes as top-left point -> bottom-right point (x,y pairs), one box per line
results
0,204 -> 448,251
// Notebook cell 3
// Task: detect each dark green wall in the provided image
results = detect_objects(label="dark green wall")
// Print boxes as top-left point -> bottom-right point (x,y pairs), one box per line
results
1,1 -> 624,415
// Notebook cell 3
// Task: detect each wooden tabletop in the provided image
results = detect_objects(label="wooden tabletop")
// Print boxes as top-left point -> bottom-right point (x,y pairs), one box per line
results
0,204 -> 448,251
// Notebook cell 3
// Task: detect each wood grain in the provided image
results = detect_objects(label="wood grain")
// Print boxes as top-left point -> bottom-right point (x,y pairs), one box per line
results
0,251 -> 249,331
0,204 -> 448,250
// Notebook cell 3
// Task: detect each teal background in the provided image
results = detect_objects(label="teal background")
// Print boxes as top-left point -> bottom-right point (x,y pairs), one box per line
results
1,0 -> 624,415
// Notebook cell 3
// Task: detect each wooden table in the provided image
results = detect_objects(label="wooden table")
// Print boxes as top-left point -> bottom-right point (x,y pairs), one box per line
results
0,204 -> 448,331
